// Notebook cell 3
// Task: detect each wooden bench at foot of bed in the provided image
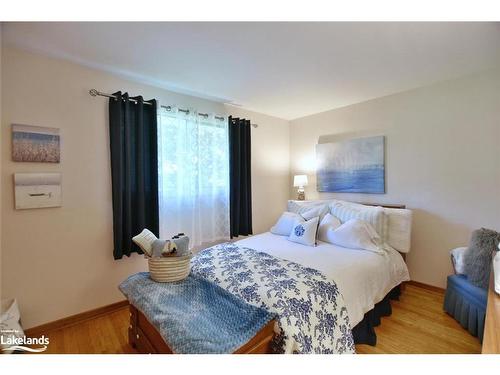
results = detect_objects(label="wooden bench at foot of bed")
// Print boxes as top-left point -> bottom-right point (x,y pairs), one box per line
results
128,305 -> 276,354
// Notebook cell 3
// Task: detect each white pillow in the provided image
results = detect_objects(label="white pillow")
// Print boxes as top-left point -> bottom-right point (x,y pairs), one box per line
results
323,219 -> 384,254
132,228 -> 158,257
450,246 -> 468,274
271,212 -> 304,236
329,200 -> 387,242
288,216 -> 319,247
287,200 -> 328,214
300,204 -> 329,221
317,213 -> 342,243
287,201 -> 329,220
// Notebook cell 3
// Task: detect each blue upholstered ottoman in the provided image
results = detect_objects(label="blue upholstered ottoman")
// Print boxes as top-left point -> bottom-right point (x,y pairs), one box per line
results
444,274 -> 487,342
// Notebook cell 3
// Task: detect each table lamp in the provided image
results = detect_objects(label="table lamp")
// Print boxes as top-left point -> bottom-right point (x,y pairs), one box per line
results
293,175 -> 308,201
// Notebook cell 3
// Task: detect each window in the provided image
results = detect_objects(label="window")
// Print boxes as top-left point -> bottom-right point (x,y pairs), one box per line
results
157,107 -> 229,248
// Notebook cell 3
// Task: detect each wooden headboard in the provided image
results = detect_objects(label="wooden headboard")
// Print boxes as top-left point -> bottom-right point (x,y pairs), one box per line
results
360,202 -> 406,209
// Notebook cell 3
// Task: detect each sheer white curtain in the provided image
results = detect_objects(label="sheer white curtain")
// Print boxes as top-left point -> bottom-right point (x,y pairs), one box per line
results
157,107 -> 230,248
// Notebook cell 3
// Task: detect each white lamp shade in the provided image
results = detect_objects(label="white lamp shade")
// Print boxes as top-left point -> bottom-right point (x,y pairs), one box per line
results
293,175 -> 308,187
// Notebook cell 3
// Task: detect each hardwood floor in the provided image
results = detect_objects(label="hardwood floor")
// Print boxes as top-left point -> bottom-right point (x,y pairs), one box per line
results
356,284 -> 481,354
36,284 -> 481,354
41,307 -> 135,354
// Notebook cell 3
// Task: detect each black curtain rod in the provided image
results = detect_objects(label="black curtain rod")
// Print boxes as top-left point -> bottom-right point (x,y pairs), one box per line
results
89,89 -> 258,127
89,89 -> 224,121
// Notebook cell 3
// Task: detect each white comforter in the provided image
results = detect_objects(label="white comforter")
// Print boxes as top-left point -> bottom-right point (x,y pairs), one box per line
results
236,232 -> 410,327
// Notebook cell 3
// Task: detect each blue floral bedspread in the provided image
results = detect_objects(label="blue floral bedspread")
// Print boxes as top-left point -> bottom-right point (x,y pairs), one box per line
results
191,243 -> 355,354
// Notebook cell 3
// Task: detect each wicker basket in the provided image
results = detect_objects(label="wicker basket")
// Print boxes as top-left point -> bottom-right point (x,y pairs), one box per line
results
148,254 -> 192,282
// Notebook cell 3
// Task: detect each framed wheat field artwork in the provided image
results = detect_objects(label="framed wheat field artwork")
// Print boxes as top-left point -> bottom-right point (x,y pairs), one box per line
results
12,124 -> 60,163
316,136 -> 385,194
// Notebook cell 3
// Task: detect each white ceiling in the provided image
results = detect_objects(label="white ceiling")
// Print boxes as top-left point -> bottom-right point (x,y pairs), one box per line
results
4,22 -> 500,120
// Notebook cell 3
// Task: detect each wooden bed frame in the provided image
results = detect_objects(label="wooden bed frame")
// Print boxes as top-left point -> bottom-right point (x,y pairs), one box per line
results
128,202 -> 407,354
128,304 -> 276,354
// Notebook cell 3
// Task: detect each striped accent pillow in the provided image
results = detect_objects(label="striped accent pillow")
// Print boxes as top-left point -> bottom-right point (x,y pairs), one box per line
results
287,200 -> 328,215
329,201 -> 387,242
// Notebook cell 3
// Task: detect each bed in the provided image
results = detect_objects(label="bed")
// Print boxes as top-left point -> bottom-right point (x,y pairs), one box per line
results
236,231 -> 409,329
122,200 -> 412,354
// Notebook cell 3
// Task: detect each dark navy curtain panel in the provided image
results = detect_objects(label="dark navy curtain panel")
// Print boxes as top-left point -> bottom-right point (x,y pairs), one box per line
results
228,116 -> 253,238
109,92 -> 159,259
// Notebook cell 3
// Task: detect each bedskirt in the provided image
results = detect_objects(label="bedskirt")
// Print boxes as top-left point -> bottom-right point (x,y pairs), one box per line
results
351,285 -> 401,346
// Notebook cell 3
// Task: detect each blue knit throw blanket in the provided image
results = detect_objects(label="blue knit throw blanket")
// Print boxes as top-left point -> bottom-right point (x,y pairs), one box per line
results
119,272 -> 275,353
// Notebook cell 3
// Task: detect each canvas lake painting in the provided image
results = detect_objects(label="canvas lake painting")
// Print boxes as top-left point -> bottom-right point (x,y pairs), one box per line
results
316,136 -> 385,194
12,124 -> 60,163
14,173 -> 62,209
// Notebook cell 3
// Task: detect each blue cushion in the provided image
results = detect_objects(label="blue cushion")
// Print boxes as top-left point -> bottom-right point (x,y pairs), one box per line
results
444,274 -> 487,342
447,275 -> 488,307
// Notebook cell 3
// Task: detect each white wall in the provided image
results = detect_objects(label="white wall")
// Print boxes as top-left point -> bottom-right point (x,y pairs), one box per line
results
0,47 -> 290,328
0,24 -> 3,302
290,67 -> 500,288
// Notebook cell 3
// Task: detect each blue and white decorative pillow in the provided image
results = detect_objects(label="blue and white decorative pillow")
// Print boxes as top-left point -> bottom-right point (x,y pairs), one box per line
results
288,216 -> 319,246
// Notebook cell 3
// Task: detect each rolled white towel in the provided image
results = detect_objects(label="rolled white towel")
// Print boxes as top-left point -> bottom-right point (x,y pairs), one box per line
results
132,229 -> 158,257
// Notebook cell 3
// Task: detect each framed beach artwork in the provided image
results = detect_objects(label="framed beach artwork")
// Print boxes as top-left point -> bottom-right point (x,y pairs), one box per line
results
316,136 -> 385,194
12,124 -> 60,163
14,173 -> 62,210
